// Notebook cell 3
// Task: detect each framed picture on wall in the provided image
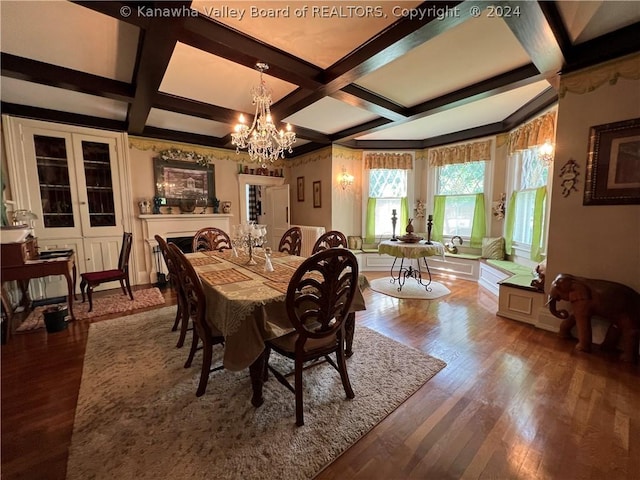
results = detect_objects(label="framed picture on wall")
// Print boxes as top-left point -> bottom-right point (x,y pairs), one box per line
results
153,158 -> 215,207
313,181 -> 321,208
297,176 -> 305,202
584,117 -> 640,205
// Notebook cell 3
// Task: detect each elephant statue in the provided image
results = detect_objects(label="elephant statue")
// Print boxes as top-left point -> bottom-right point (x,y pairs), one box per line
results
547,273 -> 640,363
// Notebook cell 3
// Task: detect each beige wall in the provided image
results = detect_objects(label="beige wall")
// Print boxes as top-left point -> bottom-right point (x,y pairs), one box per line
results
331,146 -> 362,237
547,69 -> 640,291
288,147 -> 332,230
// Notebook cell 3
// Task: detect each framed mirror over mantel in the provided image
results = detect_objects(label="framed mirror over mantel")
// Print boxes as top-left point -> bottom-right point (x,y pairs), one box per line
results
153,158 -> 215,210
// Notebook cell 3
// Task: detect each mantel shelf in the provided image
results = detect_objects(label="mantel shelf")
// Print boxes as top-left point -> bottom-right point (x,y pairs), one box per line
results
139,214 -> 233,220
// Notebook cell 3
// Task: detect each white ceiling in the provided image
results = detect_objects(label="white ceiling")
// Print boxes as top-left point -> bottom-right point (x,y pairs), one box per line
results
1,1 -> 638,155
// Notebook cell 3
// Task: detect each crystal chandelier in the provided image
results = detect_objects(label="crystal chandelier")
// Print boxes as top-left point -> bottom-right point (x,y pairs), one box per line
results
231,62 -> 296,167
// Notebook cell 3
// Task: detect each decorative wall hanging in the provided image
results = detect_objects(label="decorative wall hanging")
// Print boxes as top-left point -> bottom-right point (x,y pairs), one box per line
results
158,148 -> 215,167
492,193 -> 506,219
414,199 -> 426,219
584,117 -> 640,205
559,159 -> 580,198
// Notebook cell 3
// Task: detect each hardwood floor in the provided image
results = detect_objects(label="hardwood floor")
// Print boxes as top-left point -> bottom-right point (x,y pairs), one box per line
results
2,275 -> 639,479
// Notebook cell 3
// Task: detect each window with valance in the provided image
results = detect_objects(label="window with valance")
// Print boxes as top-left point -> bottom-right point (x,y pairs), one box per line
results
363,153 -> 413,242
504,110 -> 556,261
428,139 -> 491,247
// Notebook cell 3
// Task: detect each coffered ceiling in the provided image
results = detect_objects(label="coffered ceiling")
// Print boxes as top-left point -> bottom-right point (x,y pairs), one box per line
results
1,1 -> 639,157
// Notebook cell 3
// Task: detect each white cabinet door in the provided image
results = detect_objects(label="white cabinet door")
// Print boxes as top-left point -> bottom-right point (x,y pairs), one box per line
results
71,134 -> 124,238
19,126 -> 84,239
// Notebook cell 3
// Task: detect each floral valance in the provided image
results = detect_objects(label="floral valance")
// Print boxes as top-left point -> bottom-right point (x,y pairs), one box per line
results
364,152 -> 413,169
428,139 -> 492,166
507,111 -> 556,155
559,52 -> 640,98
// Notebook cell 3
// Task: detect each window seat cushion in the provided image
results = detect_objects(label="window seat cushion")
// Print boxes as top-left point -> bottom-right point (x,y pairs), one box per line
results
445,252 -> 481,260
485,259 -> 532,276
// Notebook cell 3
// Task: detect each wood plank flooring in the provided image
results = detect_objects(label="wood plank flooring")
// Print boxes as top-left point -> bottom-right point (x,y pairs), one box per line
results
2,274 -> 639,479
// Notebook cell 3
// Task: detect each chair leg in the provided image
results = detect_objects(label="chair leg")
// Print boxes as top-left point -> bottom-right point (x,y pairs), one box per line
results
295,357 -> 305,427
119,279 -> 127,296
184,328 -> 199,368
86,285 -> 94,312
196,340 -> 212,397
172,301 -> 181,332
176,305 -> 190,348
124,277 -> 134,301
336,342 -> 355,399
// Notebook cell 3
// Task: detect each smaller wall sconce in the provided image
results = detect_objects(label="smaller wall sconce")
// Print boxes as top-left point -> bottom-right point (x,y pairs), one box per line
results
337,166 -> 354,190
538,139 -> 555,166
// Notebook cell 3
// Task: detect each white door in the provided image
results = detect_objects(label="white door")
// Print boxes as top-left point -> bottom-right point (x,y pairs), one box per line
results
264,185 -> 290,249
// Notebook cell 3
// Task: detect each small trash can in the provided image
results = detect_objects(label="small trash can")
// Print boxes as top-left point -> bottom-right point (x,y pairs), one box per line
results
43,305 -> 68,333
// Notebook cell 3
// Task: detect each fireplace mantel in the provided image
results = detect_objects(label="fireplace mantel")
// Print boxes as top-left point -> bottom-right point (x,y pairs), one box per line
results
139,213 -> 232,283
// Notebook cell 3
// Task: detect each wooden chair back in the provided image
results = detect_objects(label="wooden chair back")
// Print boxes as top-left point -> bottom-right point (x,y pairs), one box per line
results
311,230 -> 347,254
278,227 -> 302,256
192,227 -> 232,252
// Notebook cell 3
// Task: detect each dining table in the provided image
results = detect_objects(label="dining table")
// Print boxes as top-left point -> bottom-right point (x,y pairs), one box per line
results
186,248 -> 366,407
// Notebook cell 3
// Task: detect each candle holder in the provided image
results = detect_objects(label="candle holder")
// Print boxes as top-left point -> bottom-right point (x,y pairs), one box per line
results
426,214 -> 433,244
390,210 -> 398,241
232,222 -> 267,265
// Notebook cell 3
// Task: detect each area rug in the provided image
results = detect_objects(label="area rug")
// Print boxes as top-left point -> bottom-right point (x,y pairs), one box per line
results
369,277 -> 451,300
15,288 -> 166,332
66,307 -> 446,480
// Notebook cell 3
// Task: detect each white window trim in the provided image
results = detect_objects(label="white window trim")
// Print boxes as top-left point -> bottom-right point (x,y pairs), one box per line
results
505,149 -> 552,261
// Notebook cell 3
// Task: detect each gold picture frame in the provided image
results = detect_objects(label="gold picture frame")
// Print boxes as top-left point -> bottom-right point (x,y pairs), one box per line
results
297,176 -> 305,202
584,117 -> 640,205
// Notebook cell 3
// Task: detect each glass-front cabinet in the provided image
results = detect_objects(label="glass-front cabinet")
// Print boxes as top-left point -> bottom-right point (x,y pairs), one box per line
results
17,126 -> 123,240
3,116 -> 129,297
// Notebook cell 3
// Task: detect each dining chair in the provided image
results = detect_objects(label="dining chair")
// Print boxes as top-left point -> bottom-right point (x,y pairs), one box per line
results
80,232 -> 134,312
266,248 -> 358,426
155,235 -> 190,348
192,227 -> 232,252
278,226 -> 302,256
311,230 -> 348,254
168,243 -> 225,396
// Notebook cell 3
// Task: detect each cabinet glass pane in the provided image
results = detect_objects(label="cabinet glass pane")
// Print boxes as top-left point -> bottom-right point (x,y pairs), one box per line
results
34,135 -> 75,228
81,141 -> 116,227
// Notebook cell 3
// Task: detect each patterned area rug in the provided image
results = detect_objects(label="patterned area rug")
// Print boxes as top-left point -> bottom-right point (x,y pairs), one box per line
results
370,277 -> 451,300
66,307 -> 446,480
15,288 -> 166,332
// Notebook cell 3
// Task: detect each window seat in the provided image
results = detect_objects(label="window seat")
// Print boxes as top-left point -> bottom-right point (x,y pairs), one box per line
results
476,260 -> 549,328
351,240 -> 556,331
